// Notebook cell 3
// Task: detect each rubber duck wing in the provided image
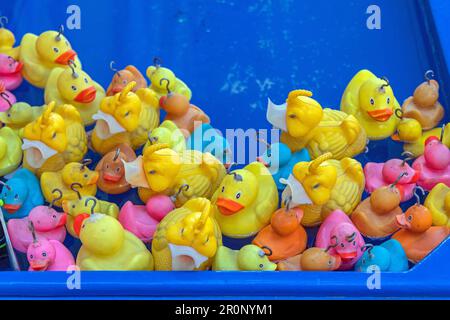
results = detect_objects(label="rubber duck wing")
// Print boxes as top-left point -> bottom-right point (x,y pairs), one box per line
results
64,120 -> 88,162
44,68 -> 65,105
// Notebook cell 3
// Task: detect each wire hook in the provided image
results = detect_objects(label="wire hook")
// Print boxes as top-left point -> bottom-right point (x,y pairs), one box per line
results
413,186 -> 426,205
70,183 -> 82,200
0,16 -> 8,29
424,70 -> 434,83
84,197 -> 97,215
68,60 -> 79,79
159,78 -> 171,94
110,61 -> 121,77
49,188 -> 63,209
55,24 -> 64,41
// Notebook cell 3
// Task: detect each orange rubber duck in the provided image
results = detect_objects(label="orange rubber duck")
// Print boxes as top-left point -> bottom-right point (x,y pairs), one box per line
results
392,190 -> 449,263
277,247 -> 341,271
252,206 -> 307,261
106,62 -> 147,96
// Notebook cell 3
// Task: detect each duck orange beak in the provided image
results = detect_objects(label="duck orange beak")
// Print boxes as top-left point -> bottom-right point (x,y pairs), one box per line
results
55,49 -> 77,65
73,213 -> 90,236
57,213 -> 67,227
368,108 -> 393,122
391,132 -> 400,141
14,61 -> 23,73
3,203 -> 21,214
103,172 -> 122,182
396,214 -> 411,229
216,197 -> 245,216
74,86 -> 96,103
30,260 -> 49,271
338,251 -> 357,261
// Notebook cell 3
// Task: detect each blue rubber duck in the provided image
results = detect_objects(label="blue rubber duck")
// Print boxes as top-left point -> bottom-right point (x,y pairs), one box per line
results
187,123 -> 231,164
257,142 -> 310,190
0,168 -> 44,221
355,239 -> 408,272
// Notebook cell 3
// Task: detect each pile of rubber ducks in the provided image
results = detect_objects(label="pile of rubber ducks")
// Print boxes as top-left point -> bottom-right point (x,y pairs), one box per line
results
0,21 -> 449,273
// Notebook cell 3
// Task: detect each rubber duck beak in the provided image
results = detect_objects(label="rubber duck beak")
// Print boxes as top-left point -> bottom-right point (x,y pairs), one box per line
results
57,213 -> 67,227
74,86 -> 96,103
29,260 -> 49,271
73,213 -> 90,236
54,49 -> 77,65
367,108 -> 393,122
338,251 -> 357,261
216,197 -> 245,216
159,96 -> 167,107
103,172 -> 122,182
396,214 -> 411,229
3,203 -> 21,214
14,61 -> 23,73
391,132 -> 400,141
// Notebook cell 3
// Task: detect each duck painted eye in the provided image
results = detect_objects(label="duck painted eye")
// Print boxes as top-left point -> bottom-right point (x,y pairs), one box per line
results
14,194 -> 19,200
106,164 -> 109,169
84,174 -> 88,178
386,97 -> 391,104
149,170 -> 156,174
53,47 -> 59,53
52,215 -> 56,219
353,241 -> 356,246
42,252 -> 47,257
288,114 -> 296,119
312,183 -> 320,189
407,215 -> 413,221
328,260 -> 333,266
123,80 -> 127,85
235,192 -> 241,199
30,255 -> 33,259
124,111 -> 130,117
259,264 -> 264,268
71,85 -> 77,91
52,132 -> 57,139
116,167 -> 120,172
340,243 -> 344,247
221,186 -> 225,192
84,78 -> 88,84
72,205 -> 76,209
370,98 -> 375,105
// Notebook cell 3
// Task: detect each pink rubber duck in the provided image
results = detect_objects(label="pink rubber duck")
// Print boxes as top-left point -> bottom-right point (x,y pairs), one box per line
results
0,54 -> 23,91
315,210 -> 365,270
119,195 -> 175,242
7,191 -> 67,253
0,82 -> 16,112
26,223 -> 74,271
364,157 -> 420,202
413,136 -> 450,191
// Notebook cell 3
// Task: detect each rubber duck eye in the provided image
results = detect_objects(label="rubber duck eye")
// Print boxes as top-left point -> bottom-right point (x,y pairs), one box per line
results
116,167 -> 120,172
340,243 -> 344,247
259,264 -> 264,268
221,186 -> 225,192
72,205 -> 75,209
52,132 -> 57,139
328,260 -> 333,266
53,47 -> 59,53
106,164 -> 109,169
71,85 -> 77,91
312,183 -> 320,189
84,78 -> 88,84
30,255 -> 33,259
387,97 -> 391,104
370,98 -> 375,105
42,252 -> 47,257
407,215 -> 413,221
7,113 -> 10,117
353,241 -> 356,246
124,111 -> 130,117
149,170 -> 156,174
123,80 -> 127,85
14,194 -> 19,200
235,192 -> 241,199
84,174 -> 88,178
52,215 -> 56,219
288,114 -> 296,119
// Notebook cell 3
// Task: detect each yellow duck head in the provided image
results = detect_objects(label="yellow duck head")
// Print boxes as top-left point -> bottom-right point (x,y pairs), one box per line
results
281,153 -> 337,208
57,63 -> 97,104
358,77 -> 396,122
267,90 -> 323,138
0,102 -> 42,129
93,81 -> 141,140
123,143 -> 182,193
35,29 -> 77,66
21,102 -> 67,169
0,17 -> 19,59
392,118 -> 423,143
0,126 -> 22,176
61,161 -> 99,188
146,64 -> 177,94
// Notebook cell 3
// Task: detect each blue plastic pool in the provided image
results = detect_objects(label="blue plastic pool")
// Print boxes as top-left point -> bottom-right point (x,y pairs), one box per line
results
0,0 -> 449,299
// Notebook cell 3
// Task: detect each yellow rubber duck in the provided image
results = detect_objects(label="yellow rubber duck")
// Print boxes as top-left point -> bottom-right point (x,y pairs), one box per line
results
152,197 -> 221,270
0,102 -> 44,135
44,63 -> 105,126
267,89 -> 367,160
146,58 -> 192,100
393,121 -> 450,157
143,120 -> 186,154
40,161 -> 99,207
123,143 -> 226,205
0,17 -> 20,60
21,102 -> 88,176
340,69 -> 401,140
211,162 -> 279,238
19,26 -> 81,88
0,126 -> 22,176
425,183 -> 450,227
91,81 -> 160,155
62,195 -> 119,238
76,213 -> 154,270
281,152 -> 365,227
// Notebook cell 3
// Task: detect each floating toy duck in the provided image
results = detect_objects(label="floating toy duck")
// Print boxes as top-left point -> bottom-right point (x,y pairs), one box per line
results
106,62 -> 147,96
44,62 -> 105,125
91,81 -> 159,155
27,237 -> 75,272
40,160 -> 98,207
0,126 -> 22,177
212,162 -> 278,238
257,141 -> 310,190
0,17 -> 20,60
123,143 -> 226,205
0,54 -> 23,90
0,168 -> 44,221
144,120 -> 186,154
187,123 -> 231,164
277,247 -> 342,271
0,102 -> 44,134
160,92 -> 210,138
212,244 -> 277,271
425,183 -> 450,226
402,70 -> 444,130
364,156 -> 419,202
0,83 -> 16,112
146,58 -> 192,100
268,89 -> 367,159
95,144 -> 136,194
280,152 -> 364,227
7,190 -> 67,253
252,206 -> 307,261
21,102 -> 88,176
355,239 -> 408,272
75,212 -> 154,270
340,69 -> 401,140
152,198 -> 221,270
62,193 -> 119,238
20,26 -> 81,88
392,196 -> 449,263
351,185 -> 402,239
315,209 -> 365,270
119,195 -> 175,242
413,135 -> 450,191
